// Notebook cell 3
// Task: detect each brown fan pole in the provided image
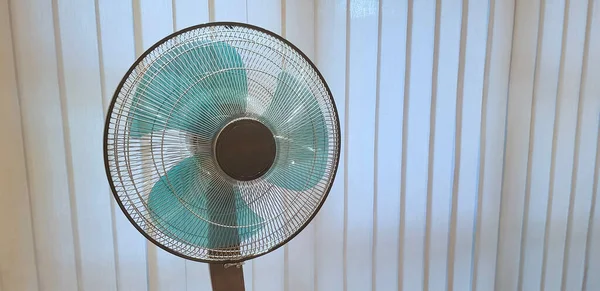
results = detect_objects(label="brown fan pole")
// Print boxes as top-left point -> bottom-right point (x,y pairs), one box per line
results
209,264 -> 245,291
206,204 -> 246,291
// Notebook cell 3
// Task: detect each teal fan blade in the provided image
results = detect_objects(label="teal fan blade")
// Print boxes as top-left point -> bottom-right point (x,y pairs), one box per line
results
263,71 -> 329,191
129,41 -> 248,138
147,156 -> 263,249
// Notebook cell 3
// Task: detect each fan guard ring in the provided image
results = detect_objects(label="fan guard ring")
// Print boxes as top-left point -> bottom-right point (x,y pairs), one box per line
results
104,22 -> 340,263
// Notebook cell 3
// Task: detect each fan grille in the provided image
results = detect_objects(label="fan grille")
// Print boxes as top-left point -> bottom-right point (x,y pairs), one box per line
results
104,23 -> 340,262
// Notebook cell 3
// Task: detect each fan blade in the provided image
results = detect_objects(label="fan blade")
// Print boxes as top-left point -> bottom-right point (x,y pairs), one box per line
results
263,71 -> 329,191
129,41 -> 248,138
147,156 -> 263,249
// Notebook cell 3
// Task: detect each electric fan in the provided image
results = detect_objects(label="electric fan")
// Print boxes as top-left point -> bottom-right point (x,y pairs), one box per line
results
103,22 -> 340,291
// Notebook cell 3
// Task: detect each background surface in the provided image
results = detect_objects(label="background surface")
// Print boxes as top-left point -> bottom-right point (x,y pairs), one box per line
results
1,0 -> 600,290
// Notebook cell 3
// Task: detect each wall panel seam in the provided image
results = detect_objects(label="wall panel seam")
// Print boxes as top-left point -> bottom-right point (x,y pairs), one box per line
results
423,0 -> 442,289
371,0 -> 383,289
171,0 -> 176,31
398,0 -> 413,289
51,0 -> 84,289
208,0 -> 214,22
582,117 -> 600,291
471,0 -> 496,289
492,0 -> 520,286
312,1 -> 319,289
540,0 -> 572,288
93,0 -> 122,289
560,1 -> 595,289
342,0 -> 351,289
516,0 -> 546,289
6,0 -> 42,288
282,1 -> 289,290
447,0 -> 469,289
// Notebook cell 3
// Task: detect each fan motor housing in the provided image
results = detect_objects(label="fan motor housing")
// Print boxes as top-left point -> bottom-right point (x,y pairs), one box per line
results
215,118 -> 276,181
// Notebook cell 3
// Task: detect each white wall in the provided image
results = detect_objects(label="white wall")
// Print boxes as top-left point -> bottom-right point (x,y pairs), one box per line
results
1,0 -> 599,290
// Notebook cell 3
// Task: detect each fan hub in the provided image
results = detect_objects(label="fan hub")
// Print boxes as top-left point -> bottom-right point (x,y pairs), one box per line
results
215,119 -> 276,181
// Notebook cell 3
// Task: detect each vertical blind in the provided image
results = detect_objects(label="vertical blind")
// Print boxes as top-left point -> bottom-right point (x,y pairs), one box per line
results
0,0 -> 599,290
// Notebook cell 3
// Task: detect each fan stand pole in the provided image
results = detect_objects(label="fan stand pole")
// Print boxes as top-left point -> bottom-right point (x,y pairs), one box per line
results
209,263 -> 245,291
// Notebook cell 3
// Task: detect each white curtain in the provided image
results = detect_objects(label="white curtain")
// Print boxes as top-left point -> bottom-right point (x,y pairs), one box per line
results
1,0 -> 599,290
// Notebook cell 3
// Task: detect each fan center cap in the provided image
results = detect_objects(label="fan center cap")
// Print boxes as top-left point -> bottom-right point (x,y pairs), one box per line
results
215,119 -> 276,181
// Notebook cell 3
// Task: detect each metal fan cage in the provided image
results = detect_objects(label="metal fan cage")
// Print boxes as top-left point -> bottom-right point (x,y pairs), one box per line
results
104,22 -> 340,262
